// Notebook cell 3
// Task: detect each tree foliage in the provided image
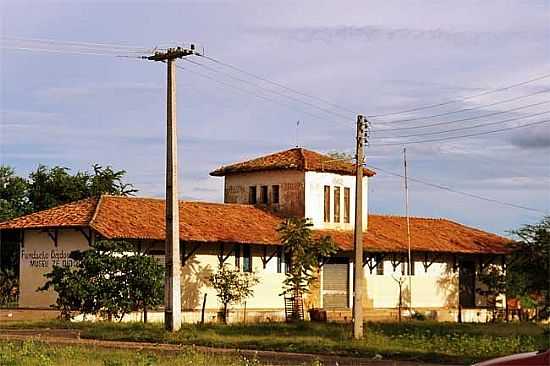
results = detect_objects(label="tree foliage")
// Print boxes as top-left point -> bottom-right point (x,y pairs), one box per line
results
0,164 -> 136,222
277,217 -> 337,297
40,240 -> 163,322
209,264 -> 259,323
476,216 -> 550,320
507,216 -> 550,317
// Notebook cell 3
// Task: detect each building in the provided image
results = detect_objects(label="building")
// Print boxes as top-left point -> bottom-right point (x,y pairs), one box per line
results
0,148 -> 511,322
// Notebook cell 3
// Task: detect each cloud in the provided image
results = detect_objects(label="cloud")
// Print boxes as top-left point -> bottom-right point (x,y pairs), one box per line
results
254,25 -> 546,46
509,125 -> 550,149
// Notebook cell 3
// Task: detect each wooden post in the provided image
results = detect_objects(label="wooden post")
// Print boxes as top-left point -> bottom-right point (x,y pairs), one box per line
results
353,115 -> 365,339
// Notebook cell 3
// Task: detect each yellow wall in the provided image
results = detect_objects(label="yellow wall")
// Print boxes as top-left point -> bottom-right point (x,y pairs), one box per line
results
19,229 -> 90,308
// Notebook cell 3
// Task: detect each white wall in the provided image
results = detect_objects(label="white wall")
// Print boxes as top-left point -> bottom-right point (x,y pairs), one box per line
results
304,171 -> 369,230
19,229 -> 90,308
363,259 -> 458,309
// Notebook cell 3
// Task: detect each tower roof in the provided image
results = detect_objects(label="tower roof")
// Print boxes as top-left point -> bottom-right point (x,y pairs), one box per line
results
209,148 -> 376,177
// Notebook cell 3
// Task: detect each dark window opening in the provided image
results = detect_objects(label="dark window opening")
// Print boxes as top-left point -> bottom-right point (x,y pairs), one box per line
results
234,245 -> 241,269
376,260 -> 384,275
272,185 -> 280,204
249,186 -> 257,204
260,185 -> 268,204
242,245 -> 252,272
323,185 -> 330,222
334,187 -> 341,223
344,187 -> 350,223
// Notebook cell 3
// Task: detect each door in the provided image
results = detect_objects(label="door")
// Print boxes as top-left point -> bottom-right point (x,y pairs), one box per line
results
322,258 -> 349,308
459,260 -> 476,307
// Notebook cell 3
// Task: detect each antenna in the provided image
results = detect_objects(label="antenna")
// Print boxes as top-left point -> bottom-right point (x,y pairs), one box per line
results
295,120 -> 300,147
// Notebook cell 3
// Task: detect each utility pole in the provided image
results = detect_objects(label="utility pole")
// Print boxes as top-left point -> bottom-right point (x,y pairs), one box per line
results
148,46 -> 195,332
353,114 -> 366,339
403,147 -> 413,311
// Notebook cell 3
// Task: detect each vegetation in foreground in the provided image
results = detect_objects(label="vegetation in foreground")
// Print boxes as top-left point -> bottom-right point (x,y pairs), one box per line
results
1,320 -> 548,364
0,340 -> 262,366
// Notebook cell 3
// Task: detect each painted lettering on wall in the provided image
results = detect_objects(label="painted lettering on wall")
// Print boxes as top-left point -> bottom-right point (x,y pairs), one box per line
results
21,249 -> 76,268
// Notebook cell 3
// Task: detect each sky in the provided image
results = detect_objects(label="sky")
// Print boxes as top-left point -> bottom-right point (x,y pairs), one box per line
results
1,0 -> 549,236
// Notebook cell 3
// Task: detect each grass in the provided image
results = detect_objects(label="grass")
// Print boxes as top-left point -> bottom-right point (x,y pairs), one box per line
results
0,340 -> 262,366
1,320 -> 549,364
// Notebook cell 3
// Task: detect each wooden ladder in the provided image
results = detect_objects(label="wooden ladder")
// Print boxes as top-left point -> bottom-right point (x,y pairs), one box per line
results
284,296 -> 304,322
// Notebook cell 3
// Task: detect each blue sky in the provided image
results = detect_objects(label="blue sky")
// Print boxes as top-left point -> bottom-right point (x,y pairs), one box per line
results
1,1 -> 549,235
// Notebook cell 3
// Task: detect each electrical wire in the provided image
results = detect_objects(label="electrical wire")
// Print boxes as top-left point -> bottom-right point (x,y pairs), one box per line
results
374,108 -> 550,139
371,119 -> 550,146
183,58 -> 353,122
366,164 -> 547,214
197,54 -> 360,115
174,64 -> 352,127
371,89 -> 550,125
0,46 -> 145,58
1,36 -> 160,53
367,73 -> 550,118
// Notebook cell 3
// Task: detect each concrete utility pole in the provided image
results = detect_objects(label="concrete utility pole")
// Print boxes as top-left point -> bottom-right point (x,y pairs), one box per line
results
148,46 -> 195,332
353,114 -> 366,339
403,147 -> 413,311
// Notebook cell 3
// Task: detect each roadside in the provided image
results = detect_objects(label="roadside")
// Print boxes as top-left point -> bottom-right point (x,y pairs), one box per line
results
0,329 -> 454,366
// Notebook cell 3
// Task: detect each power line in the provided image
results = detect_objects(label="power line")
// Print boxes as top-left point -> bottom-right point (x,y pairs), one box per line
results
197,54 -> 360,115
183,58 -> 353,122
375,108 -> 550,139
174,64 -> 351,127
0,46 -> 144,58
372,89 -> 550,125
372,119 -> 550,146
367,164 -> 547,214
1,36 -> 160,53
367,73 -> 550,118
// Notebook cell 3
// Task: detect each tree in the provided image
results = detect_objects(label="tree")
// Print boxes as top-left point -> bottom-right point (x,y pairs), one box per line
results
0,163 -> 136,221
27,164 -> 136,212
41,240 -> 164,322
476,265 -> 507,322
0,166 -> 30,222
277,218 -> 337,298
506,216 -> 550,320
209,264 -> 259,324
0,269 -> 18,306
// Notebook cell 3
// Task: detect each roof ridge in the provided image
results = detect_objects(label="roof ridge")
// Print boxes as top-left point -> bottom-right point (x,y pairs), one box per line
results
369,213 -> 446,220
90,195 -> 104,226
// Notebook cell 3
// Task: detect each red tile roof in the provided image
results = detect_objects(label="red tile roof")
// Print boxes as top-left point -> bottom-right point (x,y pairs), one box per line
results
91,196 -> 281,244
319,215 -> 512,254
210,148 -> 376,177
0,197 -> 98,230
0,196 -> 511,254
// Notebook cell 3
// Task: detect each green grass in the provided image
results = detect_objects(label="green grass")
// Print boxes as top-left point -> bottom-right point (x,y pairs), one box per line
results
0,340 -> 262,366
1,320 -> 549,364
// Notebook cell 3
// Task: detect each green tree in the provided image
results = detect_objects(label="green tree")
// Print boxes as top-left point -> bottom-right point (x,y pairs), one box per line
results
506,216 -> 550,319
0,166 -> 30,221
209,264 -> 259,324
41,240 -> 163,322
277,218 -> 337,298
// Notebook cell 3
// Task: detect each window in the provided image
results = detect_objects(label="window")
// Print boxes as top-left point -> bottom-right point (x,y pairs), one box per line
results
234,245 -> 240,269
272,185 -> 280,204
334,187 -> 341,223
376,260 -> 384,275
242,245 -> 252,272
323,185 -> 330,222
249,186 -> 257,204
344,187 -> 350,223
260,185 -> 268,204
